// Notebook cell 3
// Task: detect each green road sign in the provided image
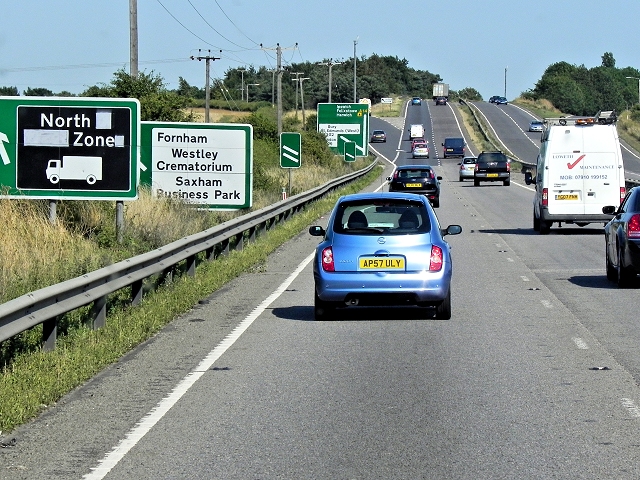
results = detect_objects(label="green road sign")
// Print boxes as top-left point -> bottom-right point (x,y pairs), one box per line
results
0,97 -> 140,200
344,141 -> 356,162
317,103 -> 369,156
140,122 -> 253,210
280,132 -> 301,168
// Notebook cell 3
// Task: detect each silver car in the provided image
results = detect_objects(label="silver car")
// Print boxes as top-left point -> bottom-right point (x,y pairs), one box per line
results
458,156 -> 477,181
529,121 -> 543,132
309,192 -> 462,320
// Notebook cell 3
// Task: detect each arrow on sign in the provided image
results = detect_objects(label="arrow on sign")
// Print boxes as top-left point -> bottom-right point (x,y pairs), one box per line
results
0,132 -> 10,165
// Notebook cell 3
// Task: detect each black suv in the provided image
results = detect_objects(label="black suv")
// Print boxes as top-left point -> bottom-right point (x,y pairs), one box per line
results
473,151 -> 510,186
387,165 -> 442,208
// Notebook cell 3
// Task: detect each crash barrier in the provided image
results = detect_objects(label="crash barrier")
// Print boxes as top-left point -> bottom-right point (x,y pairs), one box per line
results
0,160 -> 378,350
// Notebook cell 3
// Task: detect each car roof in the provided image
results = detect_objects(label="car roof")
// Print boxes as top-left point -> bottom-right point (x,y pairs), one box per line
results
373,129 -> 385,133
338,192 -> 431,203
395,164 -> 434,170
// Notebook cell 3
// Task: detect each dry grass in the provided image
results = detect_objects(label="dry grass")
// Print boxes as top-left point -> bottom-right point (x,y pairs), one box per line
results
371,96 -> 405,118
185,107 -> 249,123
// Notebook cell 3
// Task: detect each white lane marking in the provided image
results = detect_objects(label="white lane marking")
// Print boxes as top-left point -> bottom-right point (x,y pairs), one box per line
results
507,258 -> 514,262
572,337 -> 589,350
84,252 -> 316,479
520,276 -> 530,282
541,300 -> 553,309
621,398 -> 640,418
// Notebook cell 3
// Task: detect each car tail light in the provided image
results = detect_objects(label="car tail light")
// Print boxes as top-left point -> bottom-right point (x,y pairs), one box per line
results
460,164 -> 465,171
429,245 -> 443,271
321,247 -> 335,272
430,170 -> 435,179
474,164 -> 479,172
506,162 -> 511,172
542,188 -> 548,206
621,187 -> 626,204
393,170 -> 399,179
628,214 -> 640,239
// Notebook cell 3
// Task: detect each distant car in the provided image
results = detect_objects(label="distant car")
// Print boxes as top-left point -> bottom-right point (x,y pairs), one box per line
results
442,137 -> 466,158
458,156 -> 477,181
435,96 -> 447,105
308,192 -> 462,321
489,96 -> 500,103
411,97 -> 422,105
387,164 -> 441,208
528,121 -> 543,132
412,142 -> 430,159
495,96 -> 508,105
411,137 -> 427,150
603,186 -> 640,287
370,129 -> 387,143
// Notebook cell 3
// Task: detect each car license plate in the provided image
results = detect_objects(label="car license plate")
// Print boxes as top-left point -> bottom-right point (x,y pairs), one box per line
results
359,257 -> 405,270
555,194 -> 578,200
405,183 -> 422,187
487,173 -> 498,177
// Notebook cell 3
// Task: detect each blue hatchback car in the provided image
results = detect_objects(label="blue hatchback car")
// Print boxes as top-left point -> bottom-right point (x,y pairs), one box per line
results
309,192 -> 462,320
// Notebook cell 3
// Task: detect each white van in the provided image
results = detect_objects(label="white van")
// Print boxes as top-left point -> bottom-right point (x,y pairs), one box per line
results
524,111 -> 625,234
409,124 -> 425,140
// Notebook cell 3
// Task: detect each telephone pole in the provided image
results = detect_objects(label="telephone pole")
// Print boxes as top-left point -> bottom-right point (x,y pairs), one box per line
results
299,77 -> 310,129
191,50 -> 221,123
261,43 -> 297,135
318,59 -> 342,103
290,72 -> 304,118
353,37 -> 358,103
129,0 -> 138,78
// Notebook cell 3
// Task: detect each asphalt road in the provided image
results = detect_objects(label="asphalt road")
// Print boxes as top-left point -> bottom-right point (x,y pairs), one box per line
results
4,102 -> 640,479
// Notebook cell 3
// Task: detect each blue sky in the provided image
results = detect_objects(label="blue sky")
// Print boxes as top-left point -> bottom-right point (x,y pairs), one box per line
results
1,1 -> 639,101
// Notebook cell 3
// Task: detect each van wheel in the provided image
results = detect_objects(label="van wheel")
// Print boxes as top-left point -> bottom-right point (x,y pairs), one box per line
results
606,247 -> 617,282
533,212 -> 540,231
539,220 -> 551,235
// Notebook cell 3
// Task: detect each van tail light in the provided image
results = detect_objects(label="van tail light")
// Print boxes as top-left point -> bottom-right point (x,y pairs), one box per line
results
429,245 -> 443,271
621,187 -> 626,204
628,214 -> 640,239
321,247 -> 335,272
542,188 -> 548,207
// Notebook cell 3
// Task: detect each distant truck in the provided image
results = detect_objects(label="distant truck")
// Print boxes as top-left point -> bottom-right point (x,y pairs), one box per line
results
46,156 -> 103,185
432,83 -> 449,100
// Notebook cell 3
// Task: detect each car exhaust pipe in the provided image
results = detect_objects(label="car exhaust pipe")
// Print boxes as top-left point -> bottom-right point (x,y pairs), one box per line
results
346,298 -> 359,306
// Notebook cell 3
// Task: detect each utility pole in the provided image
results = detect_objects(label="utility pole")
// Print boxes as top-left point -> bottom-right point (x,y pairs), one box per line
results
299,77 -> 310,129
238,67 -> 246,102
191,50 -> 221,123
318,59 -> 342,103
353,37 -> 358,103
290,72 -> 304,118
504,66 -> 508,98
129,0 -> 138,78
261,43 -> 297,136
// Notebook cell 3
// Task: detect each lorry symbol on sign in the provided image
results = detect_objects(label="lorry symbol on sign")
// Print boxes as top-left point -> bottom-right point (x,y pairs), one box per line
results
46,156 -> 103,185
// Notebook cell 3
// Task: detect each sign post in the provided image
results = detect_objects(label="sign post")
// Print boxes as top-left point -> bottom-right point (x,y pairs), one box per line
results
0,97 -> 140,200
317,103 -> 369,156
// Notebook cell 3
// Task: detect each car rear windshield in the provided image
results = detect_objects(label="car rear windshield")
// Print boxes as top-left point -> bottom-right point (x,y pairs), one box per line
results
398,169 -> 432,178
334,200 -> 431,235
373,130 -> 385,134
463,158 -> 477,164
478,152 -> 507,163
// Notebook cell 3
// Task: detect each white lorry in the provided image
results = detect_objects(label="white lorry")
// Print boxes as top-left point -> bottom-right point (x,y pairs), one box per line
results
524,111 -> 624,234
432,83 -> 449,100
46,156 -> 103,185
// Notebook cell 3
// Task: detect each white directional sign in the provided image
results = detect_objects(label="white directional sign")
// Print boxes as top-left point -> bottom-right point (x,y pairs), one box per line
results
140,122 -> 253,210
0,97 -> 140,200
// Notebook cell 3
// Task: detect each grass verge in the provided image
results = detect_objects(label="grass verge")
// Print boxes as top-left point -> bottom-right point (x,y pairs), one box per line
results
0,166 -> 383,433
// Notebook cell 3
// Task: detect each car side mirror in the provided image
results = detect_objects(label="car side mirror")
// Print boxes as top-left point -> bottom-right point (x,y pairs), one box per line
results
602,206 -> 617,215
309,226 -> 326,236
524,171 -> 535,185
442,225 -> 462,237
386,176 -> 392,181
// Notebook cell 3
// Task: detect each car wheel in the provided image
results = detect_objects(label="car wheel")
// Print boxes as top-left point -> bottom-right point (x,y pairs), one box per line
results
617,245 -> 635,288
459,176 -> 464,182
503,179 -> 510,186
533,211 -> 540,232
434,289 -> 451,320
539,219 -> 551,235
473,179 -> 480,186
432,198 -> 440,208
314,291 -> 336,321
606,244 -> 617,282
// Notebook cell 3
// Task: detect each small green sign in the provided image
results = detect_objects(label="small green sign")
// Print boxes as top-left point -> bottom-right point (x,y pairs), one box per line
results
280,132 -> 301,168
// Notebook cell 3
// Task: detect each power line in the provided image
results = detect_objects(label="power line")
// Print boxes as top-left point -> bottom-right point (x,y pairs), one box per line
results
1,58 -> 191,73
186,0 -> 253,50
214,0 -> 260,47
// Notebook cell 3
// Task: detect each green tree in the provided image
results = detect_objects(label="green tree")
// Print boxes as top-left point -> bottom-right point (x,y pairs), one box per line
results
82,69 -> 193,122
601,52 -> 616,68
0,86 -> 19,96
24,87 -> 54,96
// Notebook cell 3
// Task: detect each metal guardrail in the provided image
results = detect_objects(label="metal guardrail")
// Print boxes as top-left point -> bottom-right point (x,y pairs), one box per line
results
0,160 -> 378,350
